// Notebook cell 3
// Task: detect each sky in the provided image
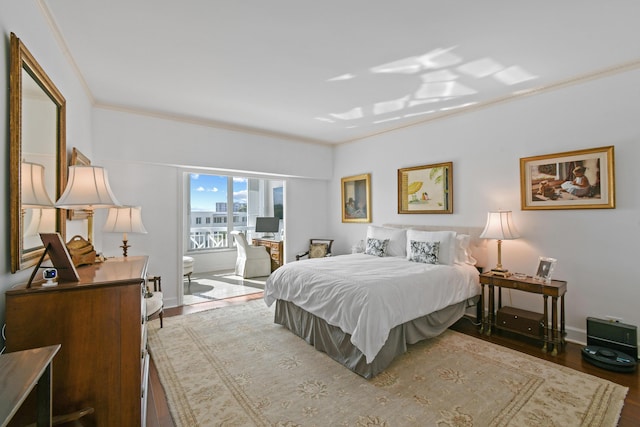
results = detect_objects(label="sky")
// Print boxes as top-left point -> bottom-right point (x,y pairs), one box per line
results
190,174 -> 247,211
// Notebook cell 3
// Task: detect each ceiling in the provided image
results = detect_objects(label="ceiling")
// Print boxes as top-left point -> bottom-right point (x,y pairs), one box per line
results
41,1 -> 640,145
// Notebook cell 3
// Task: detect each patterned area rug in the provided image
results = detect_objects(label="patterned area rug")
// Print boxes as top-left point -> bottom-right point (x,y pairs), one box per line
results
148,300 -> 627,426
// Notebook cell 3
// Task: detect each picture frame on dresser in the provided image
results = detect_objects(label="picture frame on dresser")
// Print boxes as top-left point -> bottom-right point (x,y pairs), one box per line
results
67,147 -> 92,220
520,145 -> 615,210
397,162 -> 453,214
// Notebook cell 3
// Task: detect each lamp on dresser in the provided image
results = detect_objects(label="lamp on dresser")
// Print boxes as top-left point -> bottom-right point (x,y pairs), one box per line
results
21,161 -> 57,237
479,210 -> 520,277
55,165 -> 121,243
21,161 -> 54,207
102,206 -> 148,257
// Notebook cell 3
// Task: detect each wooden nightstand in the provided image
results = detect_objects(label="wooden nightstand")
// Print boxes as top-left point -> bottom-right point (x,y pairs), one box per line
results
479,272 -> 568,355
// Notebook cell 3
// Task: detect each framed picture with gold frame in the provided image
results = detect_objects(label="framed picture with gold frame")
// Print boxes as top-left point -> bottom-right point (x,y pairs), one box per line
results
67,147 -> 91,220
520,146 -> 615,210
341,173 -> 371,223
398,162 -> 453,214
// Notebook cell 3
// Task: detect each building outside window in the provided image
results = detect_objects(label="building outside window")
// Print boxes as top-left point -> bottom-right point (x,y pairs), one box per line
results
186,173 -> 284,251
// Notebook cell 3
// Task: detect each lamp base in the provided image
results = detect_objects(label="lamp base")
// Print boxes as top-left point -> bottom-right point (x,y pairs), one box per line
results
489,268 -> 512,277
120,240 -> 131,257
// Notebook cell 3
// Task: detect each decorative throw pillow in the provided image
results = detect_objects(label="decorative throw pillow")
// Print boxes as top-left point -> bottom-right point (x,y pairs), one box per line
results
408,240 -> 440,264
309,243 -> 328,258
364,237 -> 389,257
406,229 -> 456,265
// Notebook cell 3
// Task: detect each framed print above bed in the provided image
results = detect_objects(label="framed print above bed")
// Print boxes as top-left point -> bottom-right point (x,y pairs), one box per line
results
341,173 -> 371,223
520,146 -> 615,210
398,162 -> 453,214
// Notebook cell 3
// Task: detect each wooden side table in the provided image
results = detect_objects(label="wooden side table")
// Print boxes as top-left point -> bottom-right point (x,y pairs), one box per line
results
0,344 -> 60,427
479,272 -> 568,355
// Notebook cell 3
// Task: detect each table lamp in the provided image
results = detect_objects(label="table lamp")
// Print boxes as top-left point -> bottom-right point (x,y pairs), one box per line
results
103,206 -> 148,257
22,162 -> 56,237
479,210 -> 520,277
21,161 -> 54,207
55,165 -> 121,243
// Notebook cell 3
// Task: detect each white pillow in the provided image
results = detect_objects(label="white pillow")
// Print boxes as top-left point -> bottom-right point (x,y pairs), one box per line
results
366,226 -> 407,257
455,234 -> 475,265
406,229 -> 457,265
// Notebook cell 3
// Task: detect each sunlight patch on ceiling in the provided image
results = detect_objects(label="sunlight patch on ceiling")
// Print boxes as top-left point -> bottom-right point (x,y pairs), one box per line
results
318,46 -> 537,130
327,73 -> 356,82
494,66 -> 537,85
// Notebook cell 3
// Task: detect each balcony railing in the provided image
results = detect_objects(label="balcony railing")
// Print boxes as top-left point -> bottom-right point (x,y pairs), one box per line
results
188,226 -> 251,251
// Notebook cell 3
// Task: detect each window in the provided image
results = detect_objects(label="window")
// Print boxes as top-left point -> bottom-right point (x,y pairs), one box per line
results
186,173 -> 284,251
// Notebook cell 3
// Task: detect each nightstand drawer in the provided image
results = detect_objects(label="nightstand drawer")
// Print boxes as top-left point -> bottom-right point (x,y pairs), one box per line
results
497,306 -> 544,338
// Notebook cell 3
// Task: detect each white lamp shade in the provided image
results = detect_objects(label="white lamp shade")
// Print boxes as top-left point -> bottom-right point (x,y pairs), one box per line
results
24,208 -> 56,236
21,162 -> 54,207
103,206 -> 148,234
55,165 -> 121,209
479,211 -> 520,240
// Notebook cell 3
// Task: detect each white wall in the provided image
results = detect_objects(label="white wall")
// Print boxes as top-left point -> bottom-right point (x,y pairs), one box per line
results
0,0 -> 95,332
92,108 -> 332,308
330,68 -> 640,345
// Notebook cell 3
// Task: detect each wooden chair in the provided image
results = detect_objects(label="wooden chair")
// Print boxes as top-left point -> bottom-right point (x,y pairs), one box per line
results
296,239 -> 334,260
146,275 -> 164,328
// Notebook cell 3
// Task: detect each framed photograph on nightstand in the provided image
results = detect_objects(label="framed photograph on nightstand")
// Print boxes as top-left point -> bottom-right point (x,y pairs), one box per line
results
534,257 -> 557,283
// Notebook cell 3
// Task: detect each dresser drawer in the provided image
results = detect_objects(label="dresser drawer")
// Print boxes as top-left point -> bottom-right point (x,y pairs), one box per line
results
497,306 -> 544,338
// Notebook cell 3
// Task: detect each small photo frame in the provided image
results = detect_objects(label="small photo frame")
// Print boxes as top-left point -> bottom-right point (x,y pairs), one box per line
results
534,256 -> 557,283
341,173 -> 371,223
39,233 -> 80,282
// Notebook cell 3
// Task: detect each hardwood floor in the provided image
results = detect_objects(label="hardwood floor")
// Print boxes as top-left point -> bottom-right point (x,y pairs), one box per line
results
146,295 -> 639,426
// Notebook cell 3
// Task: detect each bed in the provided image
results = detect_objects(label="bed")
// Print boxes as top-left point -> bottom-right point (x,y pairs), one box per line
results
264,224 -> 487,378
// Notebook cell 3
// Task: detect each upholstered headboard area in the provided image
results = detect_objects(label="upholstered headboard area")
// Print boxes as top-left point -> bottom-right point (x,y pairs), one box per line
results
382,224 -> 488,269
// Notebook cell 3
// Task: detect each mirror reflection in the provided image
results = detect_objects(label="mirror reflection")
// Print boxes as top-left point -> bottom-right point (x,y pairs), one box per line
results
21,69 -> 58,251
10,32 -> 67,273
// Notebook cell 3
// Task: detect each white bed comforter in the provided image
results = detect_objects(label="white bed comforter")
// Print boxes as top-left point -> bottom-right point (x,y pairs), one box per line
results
264,253 -> 480,363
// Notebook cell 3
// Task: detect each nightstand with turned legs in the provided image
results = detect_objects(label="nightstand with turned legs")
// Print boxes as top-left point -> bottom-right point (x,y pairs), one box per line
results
479,272 -> 568,355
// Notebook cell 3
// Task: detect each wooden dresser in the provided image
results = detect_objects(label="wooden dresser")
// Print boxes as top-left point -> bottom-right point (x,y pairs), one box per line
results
252,238 -> 283,271
5,256 -> 149,427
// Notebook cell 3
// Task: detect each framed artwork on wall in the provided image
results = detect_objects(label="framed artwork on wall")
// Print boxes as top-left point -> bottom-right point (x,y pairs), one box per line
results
398,162 -> 453,214
341,173 -> 371,223
520,146 -> 615,210
66,147 -> 92,220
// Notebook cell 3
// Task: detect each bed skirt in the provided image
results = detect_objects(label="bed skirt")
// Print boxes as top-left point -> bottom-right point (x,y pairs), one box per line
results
274,297 -> 479,378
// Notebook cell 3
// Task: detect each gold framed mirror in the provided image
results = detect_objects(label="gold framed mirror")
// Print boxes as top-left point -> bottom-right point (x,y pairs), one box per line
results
10,32 -> 67,273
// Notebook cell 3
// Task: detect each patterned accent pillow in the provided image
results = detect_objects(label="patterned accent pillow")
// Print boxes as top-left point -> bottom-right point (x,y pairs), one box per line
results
309,243 -> 328,258
409,240 -> 440,264
364,237 -> 389,257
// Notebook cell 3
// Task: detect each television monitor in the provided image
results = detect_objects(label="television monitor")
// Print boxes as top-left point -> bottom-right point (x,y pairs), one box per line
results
255,217 -> 280,239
